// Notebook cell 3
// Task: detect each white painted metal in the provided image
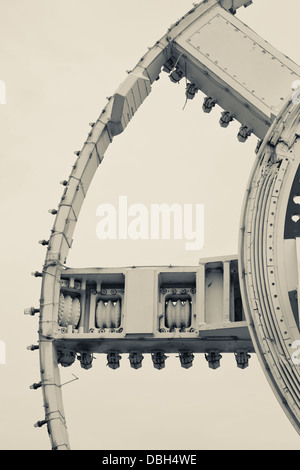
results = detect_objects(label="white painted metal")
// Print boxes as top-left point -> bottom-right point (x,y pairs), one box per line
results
239,98 -> 300,435
171,3 -> 300,139
28,0 -> 300,449
37,34 -> 170,450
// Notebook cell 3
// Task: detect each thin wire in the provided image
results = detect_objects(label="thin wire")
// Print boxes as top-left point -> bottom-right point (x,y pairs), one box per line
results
61,374 -> 79,387
182,63 -> 189,111
173,53 -> 183,71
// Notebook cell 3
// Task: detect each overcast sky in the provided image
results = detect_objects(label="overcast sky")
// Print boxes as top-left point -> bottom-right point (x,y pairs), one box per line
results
1,0 -> 300,450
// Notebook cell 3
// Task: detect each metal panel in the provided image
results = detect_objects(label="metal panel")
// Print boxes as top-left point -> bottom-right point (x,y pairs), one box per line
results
173,5 -> 300,138
135,43 -> 169,84
223,260 -> 231,322
59,178 -> 85,220
134,67 -> 152,102
185,13 -> 296,110
205,265 -> 224,324
197,263 -> 206,326
124,268 -> 156,335
80,151 -> 99,196
95,127 -> 111,158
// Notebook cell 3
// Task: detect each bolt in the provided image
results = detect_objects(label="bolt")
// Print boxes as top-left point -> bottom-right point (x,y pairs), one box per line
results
27,344 -> 39,351
24,307 -> 40,316
30,382 -> 42,390
38,239 -> 49,246
31,271 -> 43,278
34,420 -> 47,428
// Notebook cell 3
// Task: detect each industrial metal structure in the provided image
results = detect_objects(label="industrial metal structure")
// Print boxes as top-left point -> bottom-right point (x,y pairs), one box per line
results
26,0 -> 300,449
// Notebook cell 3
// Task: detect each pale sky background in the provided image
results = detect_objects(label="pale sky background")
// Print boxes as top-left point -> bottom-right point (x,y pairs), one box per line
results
1,0 -> 300,450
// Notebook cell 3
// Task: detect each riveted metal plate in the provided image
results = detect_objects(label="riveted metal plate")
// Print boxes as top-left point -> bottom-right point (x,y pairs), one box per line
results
186,13 -> 298,110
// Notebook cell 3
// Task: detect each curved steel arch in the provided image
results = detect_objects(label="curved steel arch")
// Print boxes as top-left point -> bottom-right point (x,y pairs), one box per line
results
30,0 -> 300,449
38,19 -> 171,452
239,99 -> 300,435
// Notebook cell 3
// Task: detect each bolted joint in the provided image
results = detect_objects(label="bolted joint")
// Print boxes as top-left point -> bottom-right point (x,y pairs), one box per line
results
185,83 -> 198,100
60,180 -> 68,186
129,352 -> 144,370
219,111 -> 234,128
202,96 -> 216,113
237,125 -> 252,142
179,352 -> 194,369
151,352 -> 168,370
169,66 -> 185,84
107,352 -> 122,370
235,350 -> 251,369
24,307 -> 40,316
57,350 -> 76,367
205,351 -> 222,370
78,352 -> 93,370
162,56 -> 177,74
